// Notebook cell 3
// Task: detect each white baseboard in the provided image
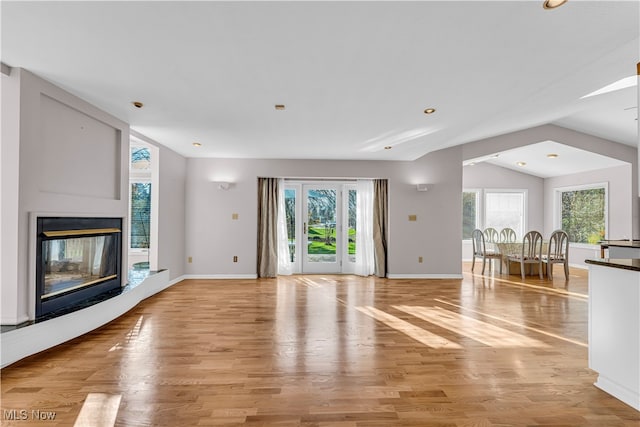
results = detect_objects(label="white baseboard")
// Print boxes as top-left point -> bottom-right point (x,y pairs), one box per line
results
1,270 -> 177,368
387,274 -> 463,279
594,376 -> 640,411
182,274 -> 258,280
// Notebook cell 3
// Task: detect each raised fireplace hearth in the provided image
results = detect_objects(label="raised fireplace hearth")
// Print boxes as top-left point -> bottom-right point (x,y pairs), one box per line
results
36,217 -> 123,319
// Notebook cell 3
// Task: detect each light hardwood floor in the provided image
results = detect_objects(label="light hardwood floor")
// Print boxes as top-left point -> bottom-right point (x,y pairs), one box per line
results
2,264 -> 639,426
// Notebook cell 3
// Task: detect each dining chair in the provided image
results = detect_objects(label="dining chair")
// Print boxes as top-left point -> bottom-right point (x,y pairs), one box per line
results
483,227 -> 499,244
542,229 -> 569,280
499,227 -> 517,243
507,230 -> 544,279
471,229 -> 503,275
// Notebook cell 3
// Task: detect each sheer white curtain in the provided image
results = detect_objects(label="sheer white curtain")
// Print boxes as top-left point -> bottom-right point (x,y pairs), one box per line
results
277,179 -> 293,275
355,179 -> 375,276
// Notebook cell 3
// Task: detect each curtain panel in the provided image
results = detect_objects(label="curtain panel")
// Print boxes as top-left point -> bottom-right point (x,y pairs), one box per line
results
276,178 -> 293,275
257,177 -> 279,278
355,180 -> 375,276
373,179 -> 388,277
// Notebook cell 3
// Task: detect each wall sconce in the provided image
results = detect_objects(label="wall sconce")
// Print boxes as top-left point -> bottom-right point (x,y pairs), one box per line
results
215,182 -> 232,190
416,183 -> 431,192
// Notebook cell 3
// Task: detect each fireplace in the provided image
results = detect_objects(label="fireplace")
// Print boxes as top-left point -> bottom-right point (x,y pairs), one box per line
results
36,217 -> 123,319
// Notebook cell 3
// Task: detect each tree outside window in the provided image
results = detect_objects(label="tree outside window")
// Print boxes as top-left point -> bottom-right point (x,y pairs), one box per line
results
560,187 -> 606,244
130,183 -> 151,249
130,146 -> 152,250
462,191 -> 478,239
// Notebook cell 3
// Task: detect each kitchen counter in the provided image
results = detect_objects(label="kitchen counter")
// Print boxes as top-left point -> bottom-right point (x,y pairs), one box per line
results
585,258 -> 640,272
599,240 -> 640,258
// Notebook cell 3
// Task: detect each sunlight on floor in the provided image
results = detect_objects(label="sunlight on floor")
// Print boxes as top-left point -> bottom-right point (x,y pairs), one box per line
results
73,393 -> 121,427
435,298 -> 587,347
394,305 -> 549,348
108,315 -> 144,352
465,271 -> 587,299
355,306 -> 462,349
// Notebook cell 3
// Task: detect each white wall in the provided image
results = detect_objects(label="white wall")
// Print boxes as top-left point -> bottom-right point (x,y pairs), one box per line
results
1,69 -> 130,324
156,143 -> 187,279
185,146 -> 463,278
1,67 -> 22,324
545,164 -> 633,267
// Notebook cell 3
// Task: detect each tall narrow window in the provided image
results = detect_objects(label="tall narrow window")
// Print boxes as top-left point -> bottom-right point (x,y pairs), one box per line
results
348,188 -> 357,262
284,188 -> 297,262
130,182 -> 151,249
558,185 -> 607,244
128,141 -> 158,271
462,191 -> 479,239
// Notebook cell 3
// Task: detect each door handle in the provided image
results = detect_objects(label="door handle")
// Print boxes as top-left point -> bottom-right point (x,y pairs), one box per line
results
303,222 -> 307,234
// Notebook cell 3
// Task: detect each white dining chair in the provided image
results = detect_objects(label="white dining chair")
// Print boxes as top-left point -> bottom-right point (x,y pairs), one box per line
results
542,229 -> 569,280
507,230 -> 544,280
472,229 -> 503,275
499,227 -> 517,243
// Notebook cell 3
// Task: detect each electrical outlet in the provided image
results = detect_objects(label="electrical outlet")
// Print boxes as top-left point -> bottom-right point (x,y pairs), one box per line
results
188,256 -> 192,263
418,256 -> 423,263
233,256 -> 238,262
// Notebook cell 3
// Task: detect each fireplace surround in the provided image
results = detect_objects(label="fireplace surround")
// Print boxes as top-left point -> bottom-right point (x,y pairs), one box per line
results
36,217 -> 123,319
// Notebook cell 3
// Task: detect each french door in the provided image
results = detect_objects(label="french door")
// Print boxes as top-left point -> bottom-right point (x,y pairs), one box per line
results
284,182 -> 356,274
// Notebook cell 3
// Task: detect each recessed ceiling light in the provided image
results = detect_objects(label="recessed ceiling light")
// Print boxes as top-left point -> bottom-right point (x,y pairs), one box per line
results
192,142 -> 202,147
423,108 -> 436,115
543,0 -> 568,9
517,161 -> 526,167
132,101 -> 144,109
275,104 -> 285,110
547,153 -> 559,158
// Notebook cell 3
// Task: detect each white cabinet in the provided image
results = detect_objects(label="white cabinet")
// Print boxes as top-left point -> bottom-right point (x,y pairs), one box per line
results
587,261 -> 640,411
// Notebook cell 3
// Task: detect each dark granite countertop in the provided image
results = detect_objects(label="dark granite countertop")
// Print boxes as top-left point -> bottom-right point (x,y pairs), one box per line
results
585,258 -> 640,272
599,240 -> 640,248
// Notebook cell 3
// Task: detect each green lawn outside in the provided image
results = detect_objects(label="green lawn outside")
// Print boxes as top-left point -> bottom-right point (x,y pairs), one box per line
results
307,225 -> 356,255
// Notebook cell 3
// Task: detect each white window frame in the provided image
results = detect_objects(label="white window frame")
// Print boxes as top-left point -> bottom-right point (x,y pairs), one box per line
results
285,180 -> 357,274
284,183 -> 302,273
483,189 -> 528,239
554,182 -> 608,249
342,184 -> 357,273
462,188 -> 528,239
128,138 -> 159,270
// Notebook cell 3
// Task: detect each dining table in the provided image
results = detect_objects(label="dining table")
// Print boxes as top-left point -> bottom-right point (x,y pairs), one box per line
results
492,242 -> 549,276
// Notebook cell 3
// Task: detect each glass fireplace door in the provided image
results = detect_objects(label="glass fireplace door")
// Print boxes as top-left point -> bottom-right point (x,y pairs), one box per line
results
42,234 -> 118,299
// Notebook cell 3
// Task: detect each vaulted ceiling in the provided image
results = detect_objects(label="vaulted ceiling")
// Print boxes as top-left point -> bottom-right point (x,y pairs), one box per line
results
2,1 -> 638,161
